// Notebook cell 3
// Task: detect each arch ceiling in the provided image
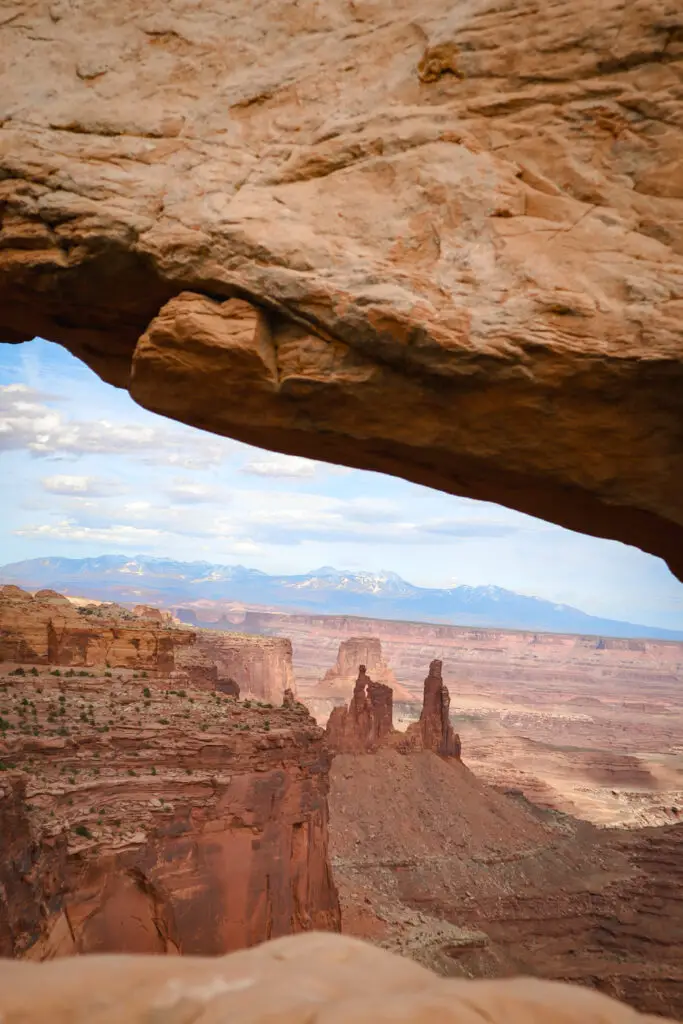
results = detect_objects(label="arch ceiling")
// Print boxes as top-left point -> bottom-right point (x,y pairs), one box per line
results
1,0 -> 681,578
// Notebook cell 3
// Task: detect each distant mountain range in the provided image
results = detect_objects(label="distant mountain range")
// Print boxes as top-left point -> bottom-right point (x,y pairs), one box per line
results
1,554 -> 682,641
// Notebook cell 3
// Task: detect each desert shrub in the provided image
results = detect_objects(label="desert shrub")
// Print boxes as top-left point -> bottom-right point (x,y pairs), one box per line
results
143,687 -> 151,698
9,667 -> 25,676
30,667 -> 39,677
73,824 -> 92,839
50,670 -> 61,677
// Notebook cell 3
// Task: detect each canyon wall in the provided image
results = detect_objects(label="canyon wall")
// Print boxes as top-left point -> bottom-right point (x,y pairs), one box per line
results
0,586 -> 193,672
0,670 -> 339,958
194,632 -> 294,703
0,587 -> 294,701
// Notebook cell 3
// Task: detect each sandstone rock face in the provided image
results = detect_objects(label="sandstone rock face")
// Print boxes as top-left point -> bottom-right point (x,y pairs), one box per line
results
0,931 -> 673,1023
1,0 -> 682,578
0,670 -> 339,957
326,665 -> 395,754
320,637 -> 412,701
195,632 -> 295,703
0,774 -> 67,958
132,604 -> 172,624
407,659 -> 461,759
0,587 -> 293,699
0,585 -> 192,672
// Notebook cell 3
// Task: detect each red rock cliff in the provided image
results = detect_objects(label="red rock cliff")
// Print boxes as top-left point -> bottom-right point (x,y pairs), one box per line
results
0,586 -> 195,673
0,670 -> 340,957
0,587 -> 293,700
195,632 -> 295,703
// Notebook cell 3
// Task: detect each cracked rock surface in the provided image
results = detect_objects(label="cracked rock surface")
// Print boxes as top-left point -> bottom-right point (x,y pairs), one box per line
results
1,0 -> 682,575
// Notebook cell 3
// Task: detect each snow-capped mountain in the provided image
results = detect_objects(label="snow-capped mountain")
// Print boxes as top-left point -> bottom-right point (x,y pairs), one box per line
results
1,555 -> 681,640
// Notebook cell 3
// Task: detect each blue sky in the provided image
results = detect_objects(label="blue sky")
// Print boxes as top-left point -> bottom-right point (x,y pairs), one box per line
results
1,338 -> 682,629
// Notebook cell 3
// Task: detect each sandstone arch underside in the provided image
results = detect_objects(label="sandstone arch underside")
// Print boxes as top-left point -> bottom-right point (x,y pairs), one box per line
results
0,0 -> 682,577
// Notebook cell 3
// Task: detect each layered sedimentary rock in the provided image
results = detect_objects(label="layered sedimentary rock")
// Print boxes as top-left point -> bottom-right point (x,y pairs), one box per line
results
1,0 -> 683,580
0,587 -> 292,699
0,931 -> 673,1024
0,585 -> 192,672
132,604 -> 172,624
326,666 -> 395,754
0,668 -> 339,957
322,638 -> 396,697
194,632 -> 295,703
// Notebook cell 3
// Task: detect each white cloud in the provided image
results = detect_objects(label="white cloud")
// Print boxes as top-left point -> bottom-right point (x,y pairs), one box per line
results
40,474 -> 122,497
241,453 -> 319,478
15,520 -> 166,547
0,384 -> 232,468
165,480 -> 222,504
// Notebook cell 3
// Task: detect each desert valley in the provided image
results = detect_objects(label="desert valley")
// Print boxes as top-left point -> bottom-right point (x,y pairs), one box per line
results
2,581 -> 683,1018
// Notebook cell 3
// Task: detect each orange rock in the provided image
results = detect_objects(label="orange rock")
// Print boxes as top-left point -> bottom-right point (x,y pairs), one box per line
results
0,932 -> 673,1022
0,680 -> 339,958
0,588 -> 293,700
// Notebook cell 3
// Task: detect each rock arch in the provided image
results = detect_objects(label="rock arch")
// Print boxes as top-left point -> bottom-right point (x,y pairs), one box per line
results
1,0 -> 682,578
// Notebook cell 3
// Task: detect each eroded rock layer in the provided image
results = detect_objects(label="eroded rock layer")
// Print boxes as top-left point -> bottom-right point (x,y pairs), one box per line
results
0,668 -> 339,957
402,659 -> 461,758
0,586 -> 294,701
328,750 -> 683,1020
326,665 -> 395,755
1,0 -> 682,575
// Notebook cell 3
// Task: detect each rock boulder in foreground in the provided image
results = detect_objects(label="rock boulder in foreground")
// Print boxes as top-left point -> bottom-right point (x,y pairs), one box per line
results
0,932 -> 673,1022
